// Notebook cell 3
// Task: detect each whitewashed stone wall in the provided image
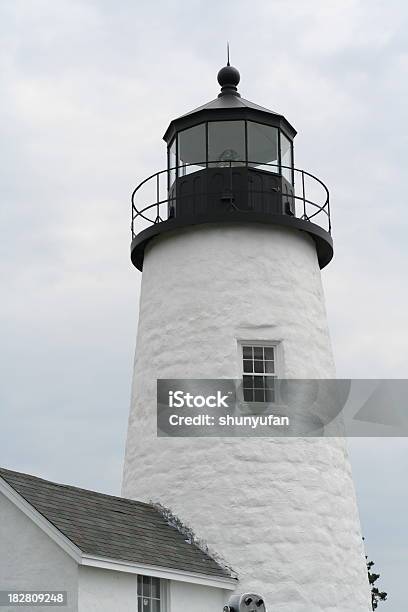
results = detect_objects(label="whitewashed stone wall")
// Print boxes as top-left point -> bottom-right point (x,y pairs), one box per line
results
123,224 -> 371,611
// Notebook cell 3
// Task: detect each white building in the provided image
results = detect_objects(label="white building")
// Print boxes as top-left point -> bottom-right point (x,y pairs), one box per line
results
0,467 -> 235,612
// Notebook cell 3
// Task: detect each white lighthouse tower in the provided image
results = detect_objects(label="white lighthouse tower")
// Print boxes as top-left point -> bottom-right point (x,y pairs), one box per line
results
123,63 -> 371,611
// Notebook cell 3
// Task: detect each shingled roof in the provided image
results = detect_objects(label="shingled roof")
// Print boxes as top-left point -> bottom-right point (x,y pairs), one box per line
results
0,467 -> 232,580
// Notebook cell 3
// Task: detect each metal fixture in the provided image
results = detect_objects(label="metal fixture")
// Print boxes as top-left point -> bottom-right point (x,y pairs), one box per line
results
223,592 -> 267,612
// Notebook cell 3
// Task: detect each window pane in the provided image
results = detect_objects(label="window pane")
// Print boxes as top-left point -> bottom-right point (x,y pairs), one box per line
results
243,388 -> 254,402
151,578 -> 160,600
253,347 -> 263,360
264,360 -> 275,374
281,132 -> 293,183
243,346 -> 253,359
178,124 -> 206,175
208,121 -> 245,166
264,347 -> 275,360
138,597 -> 150,611
254,376 -> 263,389
151,601 -> 161,612
243,375 -> 253,388
243,360 -> 252,373
247,122 -> 279,172
254,360 -> 263,373
137,576 -> 143,596
143,576 -> 151,598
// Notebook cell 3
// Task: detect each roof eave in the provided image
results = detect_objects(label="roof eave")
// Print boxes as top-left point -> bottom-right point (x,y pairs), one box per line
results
81,554 -> 237,589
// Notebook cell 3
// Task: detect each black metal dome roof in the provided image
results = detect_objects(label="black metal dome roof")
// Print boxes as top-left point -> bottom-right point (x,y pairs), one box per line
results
163,64 -> 297,144
180,91 -> 283,118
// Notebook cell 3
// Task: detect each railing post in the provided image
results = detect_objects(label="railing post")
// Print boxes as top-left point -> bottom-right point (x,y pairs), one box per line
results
327,193 -> 331,233
301,171 -> 306,220
156,173 -> 160,223
131,204 -> 134,238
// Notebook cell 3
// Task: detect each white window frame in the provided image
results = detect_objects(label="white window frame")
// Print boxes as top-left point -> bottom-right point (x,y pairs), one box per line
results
160,580 -> 169,612
137,575 -> 169,612
237,340 -> 283,404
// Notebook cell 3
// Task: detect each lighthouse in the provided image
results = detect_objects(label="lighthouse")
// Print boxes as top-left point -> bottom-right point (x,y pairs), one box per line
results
123,63 -> 371,610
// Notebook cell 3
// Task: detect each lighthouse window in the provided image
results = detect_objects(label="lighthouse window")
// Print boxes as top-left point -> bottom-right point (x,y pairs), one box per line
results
241,344 -> 277,403
247,122 -> 279,173
137,575 -> 162,612
208,120 -> 246,167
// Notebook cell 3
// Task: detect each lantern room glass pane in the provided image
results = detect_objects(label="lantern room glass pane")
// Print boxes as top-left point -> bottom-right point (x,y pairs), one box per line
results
281,132 -> 293,183
178,123 -> 206,176
169,138 -> 176,187
247,122 -> 279,173
208,121 -> 245,167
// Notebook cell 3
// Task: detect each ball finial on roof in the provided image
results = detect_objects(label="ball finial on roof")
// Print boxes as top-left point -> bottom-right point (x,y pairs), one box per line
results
217,64 -> 241,97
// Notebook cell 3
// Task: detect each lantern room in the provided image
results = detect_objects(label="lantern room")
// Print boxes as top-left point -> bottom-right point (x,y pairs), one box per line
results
164,65 -> 296,219
130,63 -> 333,271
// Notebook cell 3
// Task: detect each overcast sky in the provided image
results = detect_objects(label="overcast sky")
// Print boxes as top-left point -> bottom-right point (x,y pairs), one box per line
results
1,1 -> 407,609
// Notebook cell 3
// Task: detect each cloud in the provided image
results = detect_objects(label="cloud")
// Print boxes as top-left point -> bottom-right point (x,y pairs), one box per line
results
0,1 -> 407,608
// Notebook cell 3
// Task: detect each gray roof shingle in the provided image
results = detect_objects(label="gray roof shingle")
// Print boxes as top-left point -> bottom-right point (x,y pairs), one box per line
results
0,467 -> 232,580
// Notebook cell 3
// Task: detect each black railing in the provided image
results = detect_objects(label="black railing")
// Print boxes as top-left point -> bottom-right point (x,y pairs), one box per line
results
131,162 -> 331,239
